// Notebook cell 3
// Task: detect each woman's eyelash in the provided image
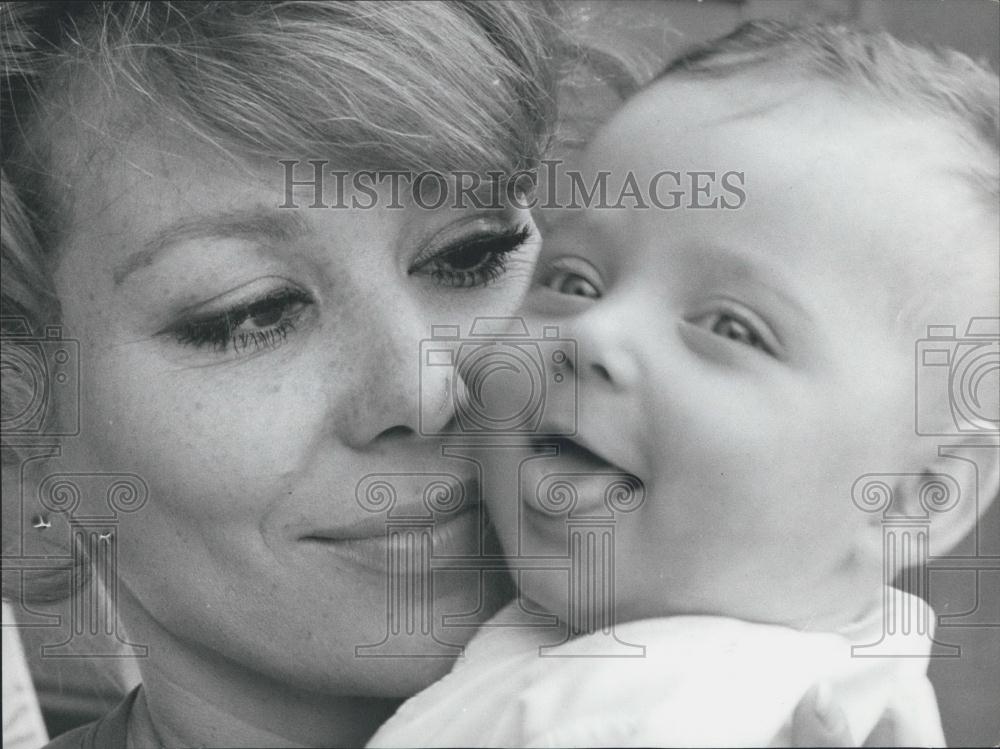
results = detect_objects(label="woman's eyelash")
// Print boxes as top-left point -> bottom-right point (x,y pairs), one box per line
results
171,288 -> 312,354
167,226 -> 531,356
418,225 -> 532,288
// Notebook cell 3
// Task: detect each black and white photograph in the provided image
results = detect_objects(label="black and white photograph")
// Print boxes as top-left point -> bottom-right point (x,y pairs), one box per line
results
2,1 -> 998,747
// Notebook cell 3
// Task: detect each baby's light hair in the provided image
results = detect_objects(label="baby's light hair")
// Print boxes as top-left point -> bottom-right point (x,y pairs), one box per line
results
658,21 -> 999,504
657,20 -> 999,203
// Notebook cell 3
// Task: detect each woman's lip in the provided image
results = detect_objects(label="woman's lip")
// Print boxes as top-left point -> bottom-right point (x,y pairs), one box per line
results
299,504 -> 482,573
303,473 -> 479,541
302,512 -> 433,541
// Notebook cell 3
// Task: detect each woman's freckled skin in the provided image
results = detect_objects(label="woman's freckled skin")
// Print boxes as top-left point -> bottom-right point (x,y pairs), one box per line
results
48,116 -> 543,724
2,3 -> 562,745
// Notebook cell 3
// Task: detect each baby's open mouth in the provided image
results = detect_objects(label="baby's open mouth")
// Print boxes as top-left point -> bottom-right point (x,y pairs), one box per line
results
523,435 -> 645,519
530,435 -> 621,471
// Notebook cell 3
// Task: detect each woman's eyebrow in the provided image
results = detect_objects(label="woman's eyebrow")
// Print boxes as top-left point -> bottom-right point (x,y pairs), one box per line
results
112,208 -> 310,285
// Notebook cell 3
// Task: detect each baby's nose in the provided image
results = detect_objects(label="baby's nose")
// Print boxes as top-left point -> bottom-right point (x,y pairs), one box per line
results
573,311 -> 643,392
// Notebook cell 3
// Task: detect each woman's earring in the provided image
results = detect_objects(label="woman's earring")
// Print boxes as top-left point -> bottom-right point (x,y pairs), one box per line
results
31,514 -> 51,530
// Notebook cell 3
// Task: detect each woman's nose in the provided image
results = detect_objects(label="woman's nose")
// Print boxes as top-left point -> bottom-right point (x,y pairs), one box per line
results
334,312 -> 457,450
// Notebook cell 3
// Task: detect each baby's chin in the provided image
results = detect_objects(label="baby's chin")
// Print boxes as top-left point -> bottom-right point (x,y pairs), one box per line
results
515,556 -> 878,636
514,568 -> 652,630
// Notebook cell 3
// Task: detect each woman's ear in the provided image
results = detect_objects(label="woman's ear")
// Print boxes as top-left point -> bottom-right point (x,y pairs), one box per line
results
1,444 -> 76,609
4,444 -> 60,547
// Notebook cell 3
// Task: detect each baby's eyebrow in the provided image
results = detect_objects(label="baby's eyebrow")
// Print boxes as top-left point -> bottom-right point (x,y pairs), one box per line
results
113,207 -> 309,285
696,245 -> 813,323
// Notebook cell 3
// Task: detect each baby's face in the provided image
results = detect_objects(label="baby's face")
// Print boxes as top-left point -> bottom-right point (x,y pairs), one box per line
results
494,75 -> 995,629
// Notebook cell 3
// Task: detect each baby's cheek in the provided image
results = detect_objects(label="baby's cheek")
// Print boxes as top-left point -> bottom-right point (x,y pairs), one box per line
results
480,453 -> 525,555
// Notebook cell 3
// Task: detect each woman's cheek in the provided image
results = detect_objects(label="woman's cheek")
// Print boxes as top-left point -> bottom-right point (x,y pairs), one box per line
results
79,346 -> 324,521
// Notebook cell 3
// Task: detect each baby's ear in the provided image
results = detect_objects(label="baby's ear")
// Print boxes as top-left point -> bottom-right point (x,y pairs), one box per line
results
895,441 -> 999,556
851,442 -> 999,567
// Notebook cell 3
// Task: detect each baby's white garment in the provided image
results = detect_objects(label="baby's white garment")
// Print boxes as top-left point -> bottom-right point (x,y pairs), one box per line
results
367,590 -> 945,747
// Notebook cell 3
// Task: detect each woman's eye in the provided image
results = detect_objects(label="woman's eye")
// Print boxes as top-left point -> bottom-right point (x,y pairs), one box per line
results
414,225 -> 532,288
170,288 -> 312,355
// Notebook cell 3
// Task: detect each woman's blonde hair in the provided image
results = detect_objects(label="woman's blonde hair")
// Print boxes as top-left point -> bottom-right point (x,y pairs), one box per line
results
1,0 -> 562,601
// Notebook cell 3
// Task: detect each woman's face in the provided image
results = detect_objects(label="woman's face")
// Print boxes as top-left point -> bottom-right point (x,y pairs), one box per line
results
51,122 -> 539,697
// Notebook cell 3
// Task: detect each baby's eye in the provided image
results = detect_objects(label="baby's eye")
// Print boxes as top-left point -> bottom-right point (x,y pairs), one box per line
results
537,257 -> 603,299
546,271 -> 600,298
687,308 -> 777,356
710,314 -> 761,347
